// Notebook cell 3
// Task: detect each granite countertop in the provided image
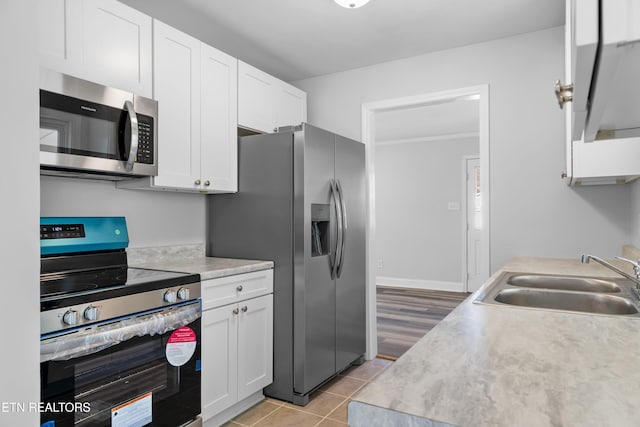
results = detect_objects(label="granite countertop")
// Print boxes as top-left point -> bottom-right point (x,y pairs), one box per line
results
349,256 -> 640,427
132,256 -> 273,281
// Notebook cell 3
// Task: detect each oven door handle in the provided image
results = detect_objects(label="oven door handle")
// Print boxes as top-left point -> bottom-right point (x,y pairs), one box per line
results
41,302 -> 200,363
123,100 -> 139,172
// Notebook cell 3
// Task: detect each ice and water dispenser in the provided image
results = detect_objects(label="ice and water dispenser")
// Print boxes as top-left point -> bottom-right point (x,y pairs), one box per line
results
311,204 -> 330,256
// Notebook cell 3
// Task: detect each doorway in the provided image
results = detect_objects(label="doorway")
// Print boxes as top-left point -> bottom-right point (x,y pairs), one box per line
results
362,85 -> 490,359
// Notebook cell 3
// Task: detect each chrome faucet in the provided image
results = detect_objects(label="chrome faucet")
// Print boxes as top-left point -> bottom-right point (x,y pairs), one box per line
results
580,254 -> 640,299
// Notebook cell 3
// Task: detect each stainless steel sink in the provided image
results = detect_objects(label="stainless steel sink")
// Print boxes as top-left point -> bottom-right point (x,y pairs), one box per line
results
494,288 -> 638,315
507,275 -> 621,293
474,272 -> 640,317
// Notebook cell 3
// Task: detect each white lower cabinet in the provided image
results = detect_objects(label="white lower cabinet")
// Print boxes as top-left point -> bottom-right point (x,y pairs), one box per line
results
201,271 -> 273,425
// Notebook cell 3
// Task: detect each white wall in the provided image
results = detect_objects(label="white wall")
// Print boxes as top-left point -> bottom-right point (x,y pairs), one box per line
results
294,27 -> 632,271
376,138 -> 478,286
41,177 -> 206,248
0,0 -> 40,424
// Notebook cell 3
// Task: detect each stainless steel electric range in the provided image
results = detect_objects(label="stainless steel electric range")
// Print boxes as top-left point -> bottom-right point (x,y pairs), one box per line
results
39,217 -> 202,427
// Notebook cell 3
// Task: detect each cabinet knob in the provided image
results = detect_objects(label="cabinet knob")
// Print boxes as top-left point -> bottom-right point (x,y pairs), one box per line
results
241,306 -> 248,313
236,285 -> 243,292
232,308 -> 239,315
554,80 -> 573,109
561,171 -> 568,179
204,180 -> 211,186
194,179 -> 201,185
273,128 -> 278,133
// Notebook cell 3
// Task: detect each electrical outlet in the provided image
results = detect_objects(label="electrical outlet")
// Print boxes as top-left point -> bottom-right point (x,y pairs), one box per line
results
377,260 -> 384,269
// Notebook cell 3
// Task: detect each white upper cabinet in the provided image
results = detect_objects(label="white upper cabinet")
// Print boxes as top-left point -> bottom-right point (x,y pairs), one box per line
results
201,44 -> 239,192
275,83 -> 308,130
119,20 -> 238,193
559,0 -> 640,185
238,62 -> 276,133
152,20 -> 202,190
37,0 -> 152,97
238,61 -> 307,133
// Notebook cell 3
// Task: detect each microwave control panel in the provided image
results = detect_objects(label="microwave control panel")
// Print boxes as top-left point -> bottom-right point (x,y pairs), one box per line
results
136,114 -> 154,165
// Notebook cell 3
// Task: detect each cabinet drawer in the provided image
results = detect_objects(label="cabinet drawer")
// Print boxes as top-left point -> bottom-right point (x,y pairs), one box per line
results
202,269 -> 273,311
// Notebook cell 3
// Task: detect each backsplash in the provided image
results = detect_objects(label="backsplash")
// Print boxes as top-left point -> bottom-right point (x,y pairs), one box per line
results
127,244 -> 205,265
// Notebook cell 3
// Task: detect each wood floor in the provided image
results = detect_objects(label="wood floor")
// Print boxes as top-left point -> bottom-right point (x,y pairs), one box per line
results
377,286 -> 469,359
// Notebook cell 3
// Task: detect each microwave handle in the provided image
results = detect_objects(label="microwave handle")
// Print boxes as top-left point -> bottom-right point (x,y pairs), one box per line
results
123,100 -> 139,172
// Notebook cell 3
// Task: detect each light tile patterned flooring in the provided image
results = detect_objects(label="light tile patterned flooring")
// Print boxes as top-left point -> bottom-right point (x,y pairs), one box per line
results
223,358 -> 393,427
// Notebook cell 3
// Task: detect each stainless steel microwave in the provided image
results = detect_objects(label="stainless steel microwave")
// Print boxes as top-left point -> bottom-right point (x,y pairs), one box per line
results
39,69 -> 158,180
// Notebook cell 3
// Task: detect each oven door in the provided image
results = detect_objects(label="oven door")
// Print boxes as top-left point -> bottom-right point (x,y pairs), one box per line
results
40,301 -> 201,427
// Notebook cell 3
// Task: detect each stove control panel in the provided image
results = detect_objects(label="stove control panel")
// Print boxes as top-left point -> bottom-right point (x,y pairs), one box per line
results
41,282 -> 202,335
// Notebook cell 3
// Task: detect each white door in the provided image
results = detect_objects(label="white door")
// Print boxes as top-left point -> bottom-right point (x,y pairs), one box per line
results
200,43 -> 238,192
275,82 -> 307,129
238,61 -> 276,133
201,305 -> 238,420
80,0 -> 152,96
466,158 -> 483,292
237,295 -> 273,401
152,20 -> 202,190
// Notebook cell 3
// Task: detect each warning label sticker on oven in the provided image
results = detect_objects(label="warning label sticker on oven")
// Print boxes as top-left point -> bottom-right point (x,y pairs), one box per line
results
111,392 -> 152,427
166,326 -> 197,367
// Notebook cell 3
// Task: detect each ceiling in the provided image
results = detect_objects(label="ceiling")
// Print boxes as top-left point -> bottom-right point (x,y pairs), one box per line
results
120,0 -> 564,82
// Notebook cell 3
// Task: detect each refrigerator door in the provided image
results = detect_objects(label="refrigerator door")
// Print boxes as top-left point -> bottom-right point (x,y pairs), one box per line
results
334,135 -> 367,370
293,124 -> 337,396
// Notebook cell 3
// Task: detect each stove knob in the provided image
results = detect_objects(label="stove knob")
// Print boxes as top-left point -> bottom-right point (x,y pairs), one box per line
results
62,310 -> 78,326
177,288 -> 190,300
84,305 -> 100,321
164,290 -> 177,303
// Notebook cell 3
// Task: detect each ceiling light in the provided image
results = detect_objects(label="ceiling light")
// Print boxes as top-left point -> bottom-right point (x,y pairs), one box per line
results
334,0 -> 370,9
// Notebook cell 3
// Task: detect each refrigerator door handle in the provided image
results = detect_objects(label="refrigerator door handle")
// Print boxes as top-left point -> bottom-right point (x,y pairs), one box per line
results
336,180 -> 347,278
330,179 -> 343,279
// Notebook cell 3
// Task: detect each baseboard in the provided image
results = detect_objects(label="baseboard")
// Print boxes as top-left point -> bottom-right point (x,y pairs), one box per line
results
203,391 -> 264,427
376,276 -> 464,293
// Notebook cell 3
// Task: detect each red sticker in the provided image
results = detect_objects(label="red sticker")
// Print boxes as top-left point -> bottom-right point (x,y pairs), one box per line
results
166,327 -> 197,367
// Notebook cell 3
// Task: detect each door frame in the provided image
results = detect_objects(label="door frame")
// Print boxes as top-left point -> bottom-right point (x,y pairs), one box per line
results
462,155 -> 480,293
361,85 -> 490,359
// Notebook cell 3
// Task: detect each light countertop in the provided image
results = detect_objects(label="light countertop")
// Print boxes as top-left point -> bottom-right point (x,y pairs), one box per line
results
132,256 -> 273,281
349,256 -> 640,427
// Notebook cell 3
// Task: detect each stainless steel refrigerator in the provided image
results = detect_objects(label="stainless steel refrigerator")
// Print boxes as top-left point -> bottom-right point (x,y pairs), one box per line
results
207,123 -> 366,405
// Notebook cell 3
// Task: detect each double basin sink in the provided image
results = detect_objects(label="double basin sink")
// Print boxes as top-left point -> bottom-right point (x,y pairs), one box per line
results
474,272 -> 640,317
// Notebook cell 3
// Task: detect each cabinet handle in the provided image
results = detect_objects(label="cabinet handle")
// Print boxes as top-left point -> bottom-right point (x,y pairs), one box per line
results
232,308 -> 239,315
236,285 -> 243,292
204,180 -> 211,186
241,306 -> 248,312
554,80 -> 573,109
561,171 -> 568,179
195,179 -> 201,185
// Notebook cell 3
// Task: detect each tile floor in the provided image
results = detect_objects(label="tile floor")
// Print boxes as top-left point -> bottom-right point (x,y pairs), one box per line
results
223,358 -> 393,427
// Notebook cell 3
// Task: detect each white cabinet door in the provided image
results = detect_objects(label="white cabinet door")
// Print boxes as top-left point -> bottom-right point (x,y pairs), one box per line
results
238,61 -> 276,133
201,44 -> 238,192
237,295 -> 273,401
152,20 -> 202,190
567,0 -> 598,142
275,82 -> 307,129
202,304 -> 239,419
79,0 -> 152,96
37,0 -> 152,97
37,0 -> 81,74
